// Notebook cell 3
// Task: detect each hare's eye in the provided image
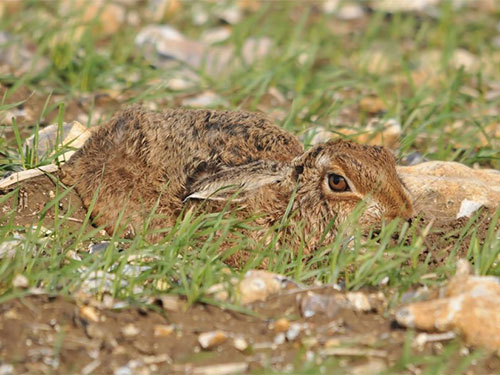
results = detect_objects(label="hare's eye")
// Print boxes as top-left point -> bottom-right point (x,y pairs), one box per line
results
328,173 -> 349,192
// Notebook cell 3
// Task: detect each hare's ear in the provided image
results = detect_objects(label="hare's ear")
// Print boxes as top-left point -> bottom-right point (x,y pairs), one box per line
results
184,161 -> 284,202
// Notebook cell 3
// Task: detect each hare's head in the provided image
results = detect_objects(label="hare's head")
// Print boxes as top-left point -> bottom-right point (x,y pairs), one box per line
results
185,139 -> 414,247
290,139 -> 414,236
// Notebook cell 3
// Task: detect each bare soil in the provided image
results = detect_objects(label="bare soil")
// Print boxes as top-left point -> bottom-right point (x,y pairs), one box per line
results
1,289 -> 499,374
419,210 -> 499,267
0,173 -> 87,233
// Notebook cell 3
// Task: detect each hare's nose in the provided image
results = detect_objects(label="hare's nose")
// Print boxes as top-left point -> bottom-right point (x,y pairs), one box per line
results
397,203 -> 416,222
405,208 -> 417,223
386,206 -> 415,222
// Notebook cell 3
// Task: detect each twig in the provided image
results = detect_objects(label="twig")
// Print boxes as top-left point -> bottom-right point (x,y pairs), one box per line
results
320,347 -> 388,358
57,215 -> 84,223
0,164 -> 59,190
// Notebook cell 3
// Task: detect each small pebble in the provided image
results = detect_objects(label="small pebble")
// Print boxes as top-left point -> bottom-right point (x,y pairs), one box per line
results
200,27 -> 231,44
158,295 -> 185,312
4,309 -> 20,320
217,6 -> 242,24
65,250 -> 82,261
198,330 -> 228,349
274,332 -> 286,345
300,292 -> 340,318
206,283 -> 230,302
122,324 -> 140,337
114,366 -> 132,375
232,337 -> 248,351
12,274 -> 29,289
379,276 -> 389,286
238,270 -> 290,304
360,96 -> 386,114
89,242 -> 110,255
154,279 -> 170,292
286,323 -> 302,341
153,324 -> 175,337
324,338 -> 341,348
346,292 -> 372,312
274,318 -> 290,333
79,306 -> 101,323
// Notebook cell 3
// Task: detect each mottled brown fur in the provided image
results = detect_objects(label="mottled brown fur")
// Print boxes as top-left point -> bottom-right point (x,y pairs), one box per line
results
61,106 -> 414,252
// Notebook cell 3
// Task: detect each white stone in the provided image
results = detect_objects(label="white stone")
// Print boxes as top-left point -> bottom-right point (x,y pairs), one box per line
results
457,199 -> 484,218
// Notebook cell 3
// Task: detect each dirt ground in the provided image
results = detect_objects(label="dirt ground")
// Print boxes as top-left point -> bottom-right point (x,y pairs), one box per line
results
1,289 -> 499,375
0,174 -> 87,232
419,211 -> 498,268
1,173 -> 499,374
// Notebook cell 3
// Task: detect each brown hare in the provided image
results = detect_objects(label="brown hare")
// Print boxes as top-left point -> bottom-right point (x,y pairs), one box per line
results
61,106 -> 414,251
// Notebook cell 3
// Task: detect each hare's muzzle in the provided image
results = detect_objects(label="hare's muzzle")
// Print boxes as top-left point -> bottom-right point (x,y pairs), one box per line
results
385,204 -> 416,224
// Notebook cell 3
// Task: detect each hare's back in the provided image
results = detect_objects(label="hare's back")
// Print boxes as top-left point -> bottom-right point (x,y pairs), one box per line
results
154,108 -> 304,167
64,106 -> 302,185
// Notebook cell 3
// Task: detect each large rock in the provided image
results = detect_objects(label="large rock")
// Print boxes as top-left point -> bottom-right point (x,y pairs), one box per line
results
24,121 -> 90,161
398,161 -> 500,218
396,260 -> 500,351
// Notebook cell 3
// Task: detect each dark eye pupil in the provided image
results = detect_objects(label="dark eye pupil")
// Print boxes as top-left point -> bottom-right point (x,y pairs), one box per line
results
328,173 -> 349,192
